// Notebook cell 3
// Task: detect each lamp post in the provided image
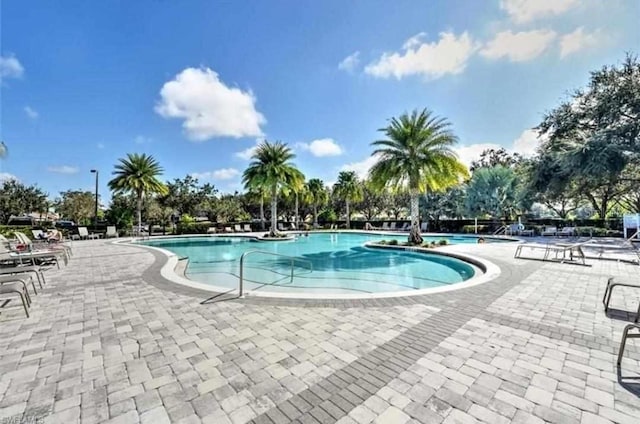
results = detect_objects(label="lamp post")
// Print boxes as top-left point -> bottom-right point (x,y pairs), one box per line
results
90,169 -> 99,227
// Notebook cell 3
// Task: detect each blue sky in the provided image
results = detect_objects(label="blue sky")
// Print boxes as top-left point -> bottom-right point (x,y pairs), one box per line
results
1,0 -> 638,203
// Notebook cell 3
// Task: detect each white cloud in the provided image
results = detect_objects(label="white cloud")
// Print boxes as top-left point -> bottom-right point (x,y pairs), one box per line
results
365,31 -> 478,80
481,29 -> 557,62
24,106 -> 38,119
191,168 -> 240,181
0,55 -> 24,79
454,143 -> 503,168
134,135 -> 152,144
235,138 -> 264,160
0,172 -> 18,182
338,51 -> 360,73
512,129 -> 546,155
339,155 -> 381,179
47,165 -> 79,174
296,138 -> 343,157
559,27 -> 600,58
155,67 -> 266,141
454,129 -> 547,168
500,0 -> 579,23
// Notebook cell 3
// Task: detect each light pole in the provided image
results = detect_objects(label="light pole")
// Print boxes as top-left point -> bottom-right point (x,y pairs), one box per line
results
90,169 -> 99,227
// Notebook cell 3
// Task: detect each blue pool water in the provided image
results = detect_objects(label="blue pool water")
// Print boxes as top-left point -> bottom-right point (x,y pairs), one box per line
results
142,233 -> 483,295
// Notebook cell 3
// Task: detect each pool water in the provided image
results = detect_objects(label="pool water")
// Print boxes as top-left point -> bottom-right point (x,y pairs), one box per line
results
142,233 -> 481,295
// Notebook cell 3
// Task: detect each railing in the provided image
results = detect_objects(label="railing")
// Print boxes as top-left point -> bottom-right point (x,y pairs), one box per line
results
493,225 -> 507,235
627,230 -> 640,242
238,250 -> 313,298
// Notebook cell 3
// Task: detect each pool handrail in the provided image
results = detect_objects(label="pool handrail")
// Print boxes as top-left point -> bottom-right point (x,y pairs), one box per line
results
239,249 -> 313,298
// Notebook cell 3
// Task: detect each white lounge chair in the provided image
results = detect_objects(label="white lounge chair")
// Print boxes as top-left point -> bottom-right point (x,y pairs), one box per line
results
420,222 -> 428,232
558,226 -> 576,237
541,226 -> 558,236
400,222 -> 410,231
389,222 -> 397,231
105,226 -> 118,238
234,224 -> 243,233
13,232 -> 70,265
514,240 -> 592,265
242,224 -> 252,232
381,222 -> 389,231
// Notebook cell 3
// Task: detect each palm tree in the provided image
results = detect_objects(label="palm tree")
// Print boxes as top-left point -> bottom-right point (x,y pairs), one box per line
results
333,171 -> 362,229
369,109 -> 468,244
242,141 -> 303,237
108,153 -> 168,235
306,178 -> 328,228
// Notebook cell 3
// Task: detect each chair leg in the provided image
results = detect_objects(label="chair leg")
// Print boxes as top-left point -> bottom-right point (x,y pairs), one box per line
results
618,325 -> 630,366
603,277 -> 613,305
19,291 -> 30,318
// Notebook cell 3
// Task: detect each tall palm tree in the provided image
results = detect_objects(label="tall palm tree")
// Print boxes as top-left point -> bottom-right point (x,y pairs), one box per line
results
108,153 -> 168,235
242,141 -> 303,237
333,171 -> 362,229
305,178 -> 328,228
369,109 -> 468,244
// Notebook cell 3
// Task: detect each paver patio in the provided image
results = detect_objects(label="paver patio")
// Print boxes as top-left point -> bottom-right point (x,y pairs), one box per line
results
0,238 -> 638,423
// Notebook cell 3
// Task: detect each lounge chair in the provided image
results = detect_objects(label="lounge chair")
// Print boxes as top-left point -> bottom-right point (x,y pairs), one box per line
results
207,227 -> 217,234
224,226 -> 233,233
0,265 -> 46,289
0,278 -> 31,318
400,222 -> 410,231
558,226 -> 576,237
505,223 -> 522,236
105,226 -> 118,238
14,232 -> 70,263
0,274 -> 38,297
381,222 -> 389,231
78,227 -> 100,240
603,277 -> 640,322
242,224 -> 252,232
278,223 -> 287,231
0,239 -> 66,269
617,323 -> 640,367
389,222 -> 397,231
234,224 -> 243,233
514,240 -> 592,265
420,222 -> 428,232
541,226 -> 558,236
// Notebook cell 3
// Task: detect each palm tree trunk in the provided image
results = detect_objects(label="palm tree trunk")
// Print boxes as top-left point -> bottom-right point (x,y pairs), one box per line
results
270,185 -> 278,237
409,191 -> 423,244
313,203 -> 318,228
136,193 -> 143,236
260,193 -> 265,230
294,192 -> 299,230
345,200 -> 350,229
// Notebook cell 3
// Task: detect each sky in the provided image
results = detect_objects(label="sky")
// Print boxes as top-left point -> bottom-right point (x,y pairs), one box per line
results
1,0 -> 639,204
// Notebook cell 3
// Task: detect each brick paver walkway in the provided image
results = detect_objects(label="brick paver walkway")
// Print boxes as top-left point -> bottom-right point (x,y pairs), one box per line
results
0,238 -> 638,423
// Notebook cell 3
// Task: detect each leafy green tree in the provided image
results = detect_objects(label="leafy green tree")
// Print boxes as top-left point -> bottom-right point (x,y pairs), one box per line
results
108,153 -> 168,234
0,180 -> 48,224
370,109 -> 468,244
422,186 -> 466,225
465,166 -> 526,220
305,178 -> 328,227
470,148 -> 522,171
385,191 -> 410,220
213,193 -> 250,223
54,190 -> 96,224
536,55 -> 640,219
242,141 -> 303,236
158,175 -> 217,217
145,198 -> 173,231
354,180 -> 388,221
104,193 -> 136,228
333,171 -> 362,229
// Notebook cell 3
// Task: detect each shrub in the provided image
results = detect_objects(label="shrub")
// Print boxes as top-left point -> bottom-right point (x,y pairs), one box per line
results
438,239 -> 448,246
461,225 -> 489,234
175,222 -> 210,234
388,239 -> 398,246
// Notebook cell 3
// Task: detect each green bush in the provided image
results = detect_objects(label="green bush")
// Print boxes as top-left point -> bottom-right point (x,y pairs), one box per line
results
388,239 -> 398,246
461,225 -> 489,234
175,222 -> 211,234
438,239 -> 448,246
0,225 -> 32,238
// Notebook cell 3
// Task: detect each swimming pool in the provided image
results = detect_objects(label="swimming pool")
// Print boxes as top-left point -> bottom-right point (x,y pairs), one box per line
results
141,232 -> 492,296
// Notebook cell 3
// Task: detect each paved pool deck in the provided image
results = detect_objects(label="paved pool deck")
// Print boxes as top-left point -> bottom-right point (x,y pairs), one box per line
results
0,237 -> 639,424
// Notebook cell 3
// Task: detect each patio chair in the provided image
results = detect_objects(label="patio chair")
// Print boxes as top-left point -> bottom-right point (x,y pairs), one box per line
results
278,223 -> 287,231
381,222 -> 389,231
0,265 -> 46,289
0,279 -> 31,318
0,274 -> 37,297
420,222 -> 428,232
0,241 -> 66,269
242,224 -> 252,232
224,226 -> 233,233
234,224 -> 243,233
207,227 -> 217,234
14,232 -> 70,264
514,240 -> 592,265
105,226 -> 118,238
617,323 -> 640,367
541,226 -> 558,236
558,226 -> 576,237
389,222 -> 397,231
400,222 -> 410,231
603,277 -> 640,322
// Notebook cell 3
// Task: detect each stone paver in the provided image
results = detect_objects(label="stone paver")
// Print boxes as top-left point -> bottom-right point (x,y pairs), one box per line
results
0,237 -> 638,423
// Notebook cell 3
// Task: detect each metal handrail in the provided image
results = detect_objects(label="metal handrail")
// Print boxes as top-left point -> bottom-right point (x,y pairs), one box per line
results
238,250 -> 313,297
493,225 -> 507,235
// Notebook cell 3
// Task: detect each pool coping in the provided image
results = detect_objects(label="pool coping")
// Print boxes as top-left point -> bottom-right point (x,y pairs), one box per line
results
117,231 -> 504,301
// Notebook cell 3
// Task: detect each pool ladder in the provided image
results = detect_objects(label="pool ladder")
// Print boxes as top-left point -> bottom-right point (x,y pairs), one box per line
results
238,250 -> 313,298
